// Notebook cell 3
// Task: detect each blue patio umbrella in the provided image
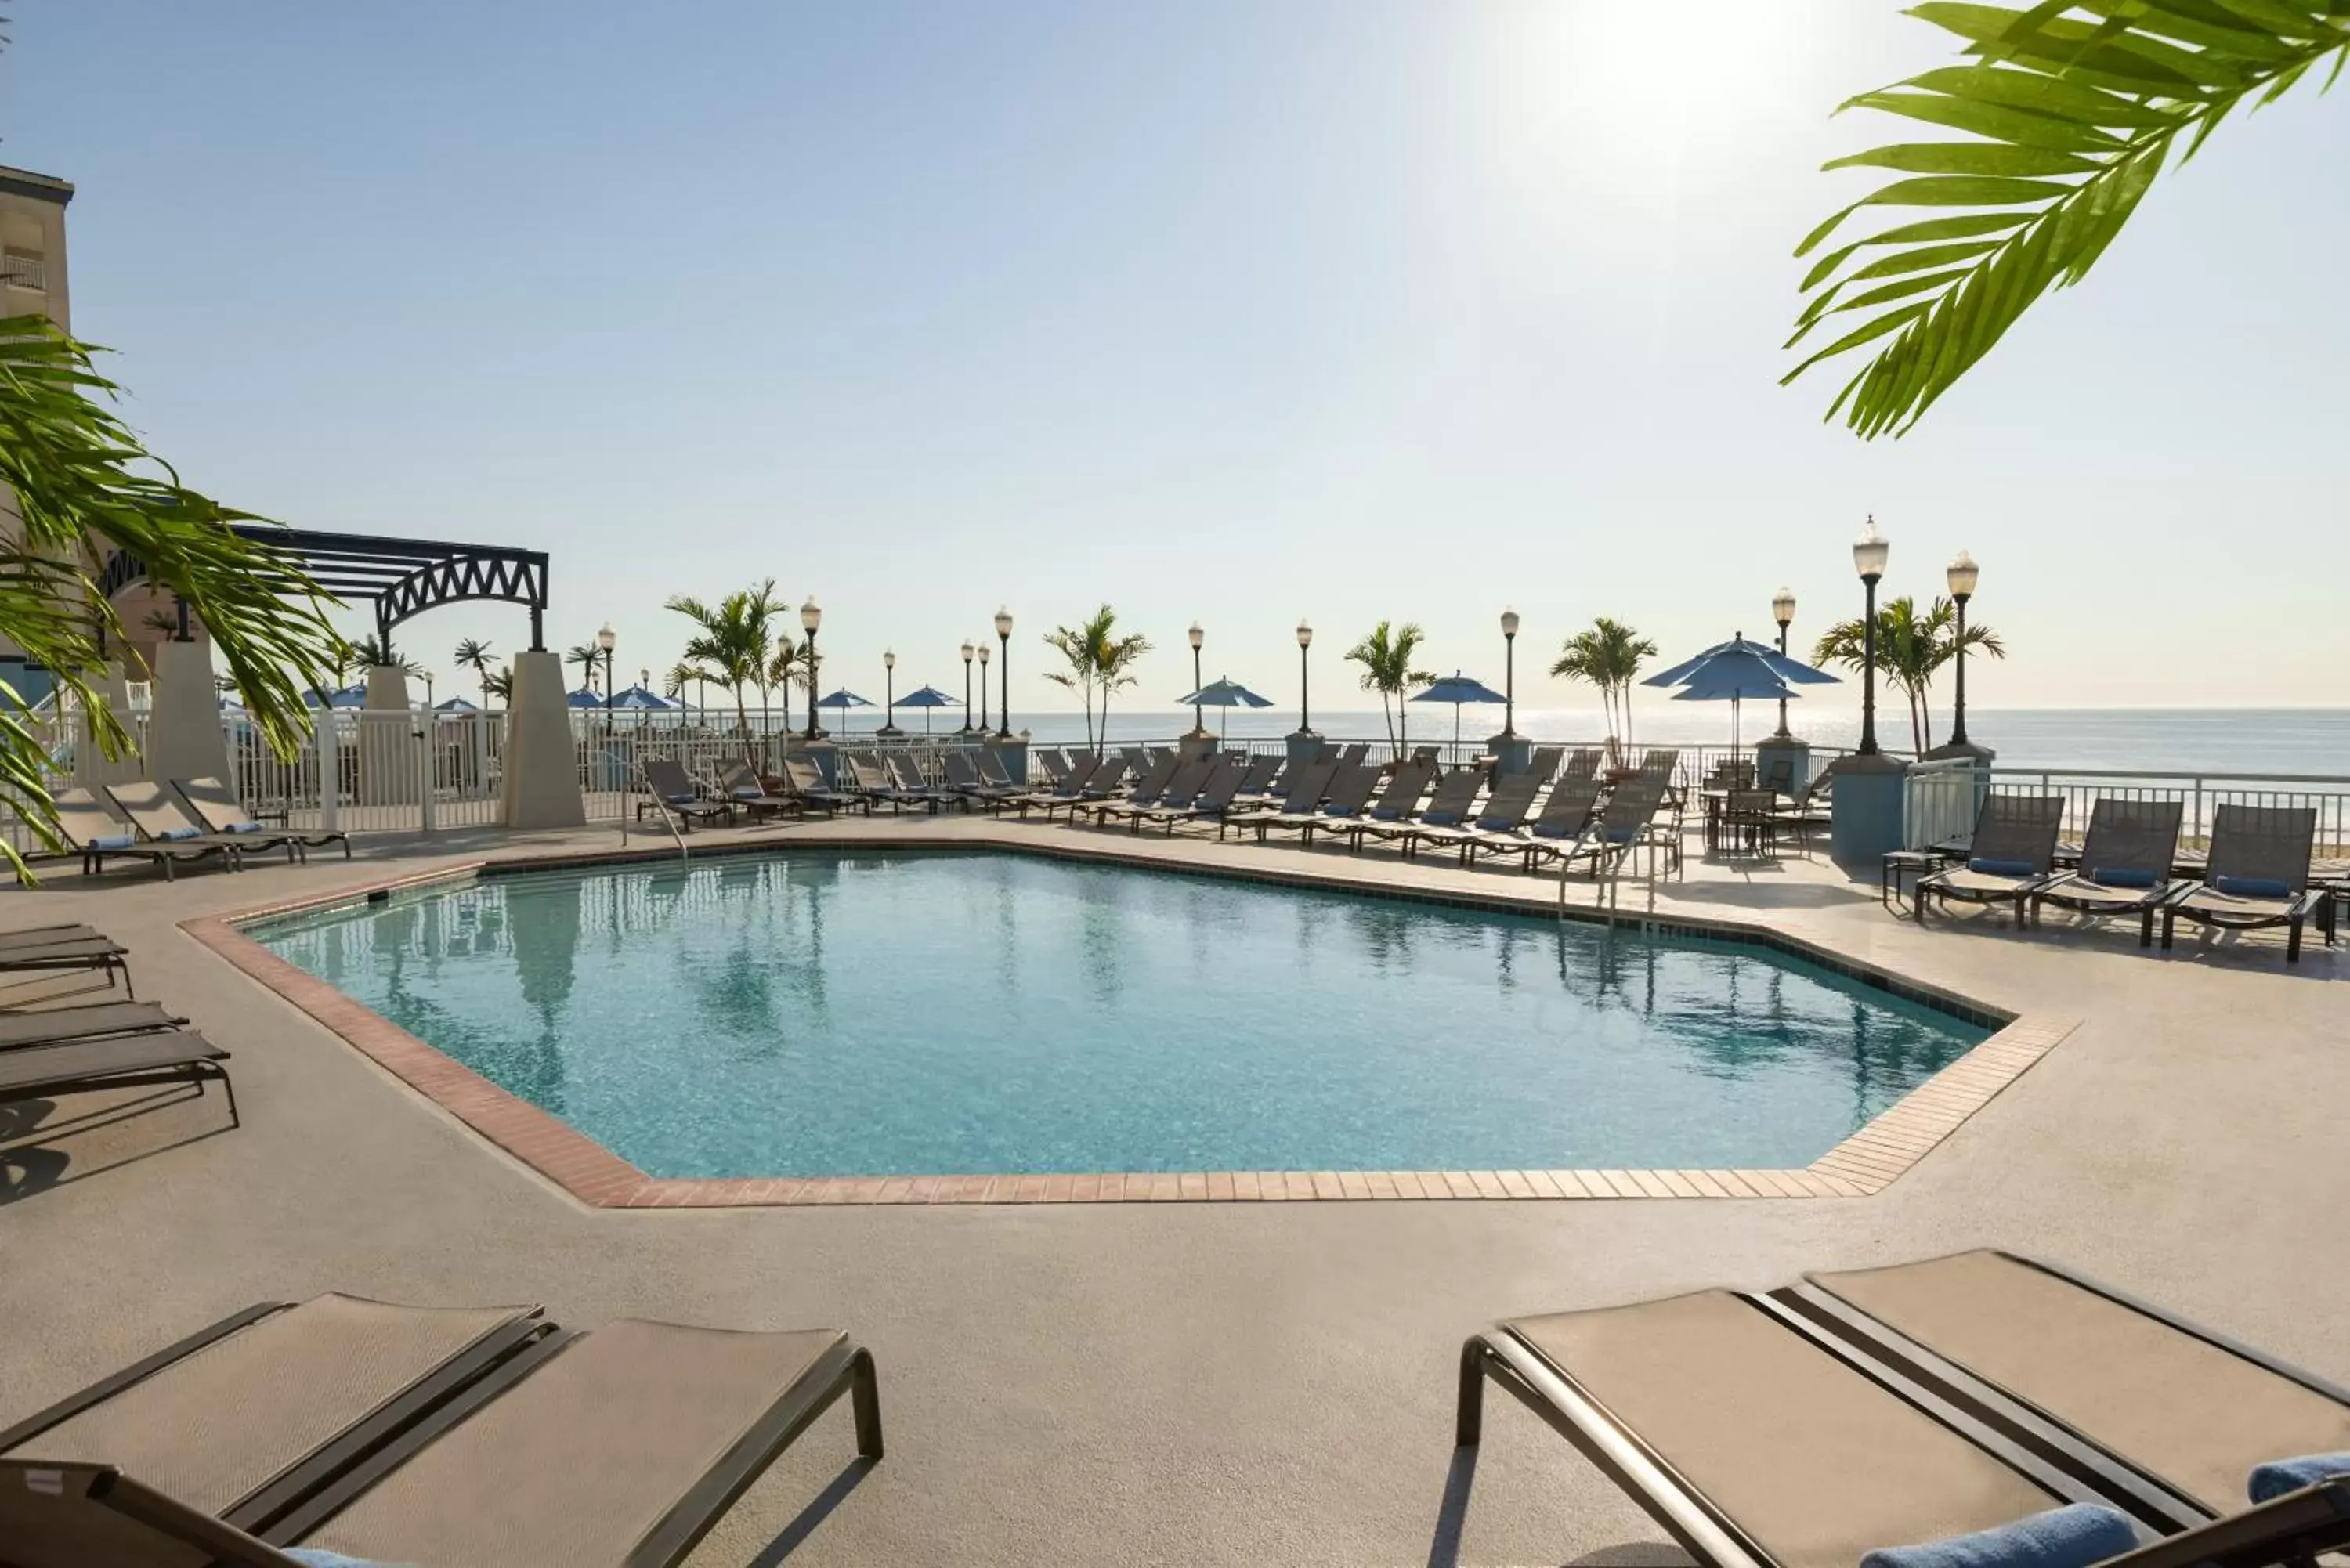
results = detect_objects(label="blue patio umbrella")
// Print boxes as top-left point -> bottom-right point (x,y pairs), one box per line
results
815,687 -> 876,735
1646,634 -> 1841,691
435,695 -> 481,714
1173,676 -> 1272,742
566,687 -> 605,710
893,684 -> 961,735
1411,671 -> 1509,753
1661,648 -> 1799,749
609,684 -> 678,710
304,684 -> 368,709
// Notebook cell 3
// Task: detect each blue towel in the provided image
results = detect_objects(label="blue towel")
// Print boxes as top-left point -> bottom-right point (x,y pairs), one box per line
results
663,793 -> 697,807
2212,875 -> 2293,898
159,826 -> 205,842
1969,857 -> 2037,877
1860,1503 -> 2142,1568
2248,1450 -> 2350,1503
1423,811 -> 1462,827
226,819 -> 265,834
2087,867 -> 2156,889
89,833 -> 136,851
285,1551 -> 414,1567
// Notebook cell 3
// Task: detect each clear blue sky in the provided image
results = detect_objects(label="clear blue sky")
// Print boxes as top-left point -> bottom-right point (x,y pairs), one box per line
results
5,1 -> 2344,721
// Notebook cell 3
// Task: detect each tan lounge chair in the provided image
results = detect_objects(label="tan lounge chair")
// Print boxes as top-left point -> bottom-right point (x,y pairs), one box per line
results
172,777 -> 351,860
105,782 -> 302,866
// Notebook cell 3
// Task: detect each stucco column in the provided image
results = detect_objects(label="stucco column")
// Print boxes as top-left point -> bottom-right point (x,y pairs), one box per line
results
360,665 -> 419,806
71,661 -> 146,789
501,649 -> 585,829
146,639 -> 230,787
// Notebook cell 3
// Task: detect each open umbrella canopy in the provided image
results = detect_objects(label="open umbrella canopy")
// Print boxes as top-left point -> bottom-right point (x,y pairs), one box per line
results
1412,672 -> 1508,706
566,687 -> 606,709
1657,647 -> 1801,750
435,695 -> 481,713
815,688 -> 876,710
1174,677 -> 1273,709
894,685 -> 960,709
304,684 -> 369,709
1646,634 -> 1840,689
609,684 -> 678,710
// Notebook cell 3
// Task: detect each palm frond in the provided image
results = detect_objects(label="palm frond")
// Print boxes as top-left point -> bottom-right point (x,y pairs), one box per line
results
1788,1 -> 2349,437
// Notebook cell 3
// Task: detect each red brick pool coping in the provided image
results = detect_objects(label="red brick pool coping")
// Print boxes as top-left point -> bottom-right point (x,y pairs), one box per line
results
183,846 -> 2075,1207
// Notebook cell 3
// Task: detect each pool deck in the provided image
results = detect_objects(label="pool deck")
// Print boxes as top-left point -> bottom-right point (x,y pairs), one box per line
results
4,811 -> 2345,1567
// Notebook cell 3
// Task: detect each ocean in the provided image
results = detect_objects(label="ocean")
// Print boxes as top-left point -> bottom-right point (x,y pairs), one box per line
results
856,707 -> 2350,779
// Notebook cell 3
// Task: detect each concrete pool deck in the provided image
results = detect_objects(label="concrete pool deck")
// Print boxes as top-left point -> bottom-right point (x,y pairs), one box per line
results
3,811 -> 2345,1567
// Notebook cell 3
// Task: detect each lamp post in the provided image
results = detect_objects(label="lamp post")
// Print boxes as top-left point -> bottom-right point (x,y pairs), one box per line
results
799,598 -> 822,739
960,640 -> 975,733
880,649 -> 899,736
1499,606 -> 1520,736
1771,587 -> 1796,739
1188,621 -> 1206,738
596,623 -> 616,737
975,638 -> 990,732
1295,619 -> 1314,734
1852,517 -> 1888,757
1943,550 -> 1981,751
993,606 -> 1014,739
422,667 -> 436,711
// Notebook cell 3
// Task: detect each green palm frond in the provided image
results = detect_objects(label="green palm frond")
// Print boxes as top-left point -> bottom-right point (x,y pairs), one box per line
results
1788,2 -> 2350,438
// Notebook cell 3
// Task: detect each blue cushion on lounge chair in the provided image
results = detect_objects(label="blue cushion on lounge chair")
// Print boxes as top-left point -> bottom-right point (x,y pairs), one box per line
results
226,819 -> 265,834
286,1550 -> 411,1567
159,826 -> 205,841
2088,867 -> 2156,888
1968,857 -> 2036,877
2212,875 -> 2293,898
1859,1503 -> 2142,1568
2248,1451 -> 2350,1503
1423,811 -> 1463,827
89,833 -> 136,851
663,792 -> 697,807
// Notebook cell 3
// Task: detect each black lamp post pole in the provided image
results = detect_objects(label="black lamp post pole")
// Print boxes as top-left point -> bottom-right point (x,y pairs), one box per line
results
1300,645 -> 1311,732
1858,575 -> 1882,757
1949,593 -> 1972,748
804,629 -> 820,739
1191,645 -> 1202,735
1775,618 -> 1792,737
962,654 -> 973,733
978,655 -> 989,732
1503,632 -> 1517,735
997,631 -> 1010,739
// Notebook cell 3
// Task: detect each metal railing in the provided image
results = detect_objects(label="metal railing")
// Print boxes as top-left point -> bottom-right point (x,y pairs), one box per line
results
1986,767 -> 2350,855
1901,758 -> 1981,851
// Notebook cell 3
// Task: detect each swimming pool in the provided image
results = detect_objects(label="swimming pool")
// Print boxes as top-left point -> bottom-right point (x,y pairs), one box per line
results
248,851 -> 1991,1179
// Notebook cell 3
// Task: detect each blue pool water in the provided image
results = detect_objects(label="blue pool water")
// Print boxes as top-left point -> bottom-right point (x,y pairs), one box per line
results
251,852 -> 1990,1177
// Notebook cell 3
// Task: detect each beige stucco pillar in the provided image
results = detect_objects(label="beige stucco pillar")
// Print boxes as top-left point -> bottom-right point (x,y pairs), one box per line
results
146,639 -> 230,787
69,662 -> 145,790
359,665 -> 419,806
501,649 -> 584,829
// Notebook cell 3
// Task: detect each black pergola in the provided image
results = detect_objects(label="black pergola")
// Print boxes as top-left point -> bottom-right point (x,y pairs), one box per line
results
102,526 -> 551,652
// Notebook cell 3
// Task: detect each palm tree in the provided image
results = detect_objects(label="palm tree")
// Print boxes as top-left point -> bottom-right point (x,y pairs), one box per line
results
1343,621 -> 1435,750
352,632 -> 420,677
0,310 -> 342,875
1813,595 -> 2005,753
1786,4 -> 2346,438
453,638 -> 497,709
482,667 -> 514,706
564,641 -> 603,696
1549,617 -> 1658,757
664,582 -> 780,759
1043,605 -> 1152,754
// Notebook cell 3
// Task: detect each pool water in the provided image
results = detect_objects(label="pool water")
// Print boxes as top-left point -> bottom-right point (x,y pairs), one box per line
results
251,851 -> 1990,1177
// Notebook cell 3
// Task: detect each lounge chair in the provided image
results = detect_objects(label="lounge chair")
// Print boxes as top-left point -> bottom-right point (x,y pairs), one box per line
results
1455,1249 -> 2350,1568
1353,767 -> 1481,854
1080,754 -> 1180,826
0,925 -> 134,995
974,750 -> 1025,793
1032,746 -> 1072,783
172,777 -> 352,862
1011,755 -> 1104,819
785,756 -> 872,815
1410,775 -> 1542,864
52,788 -> 237,881
1336,742 -> 1370,768
106,782 -> 302,867
1,1294 -> 881,1566
940,751 -> 1018,811
844,752 -> 932,814
0,999 -> 183,1050
638,759 -> 736,833
1524,746 -> 1564,786
0,1030 -> 234,1125
1487,778 -> 1603,872
1914,794 -> 2066,925
1561,747 -> 1600,781
2029,799 -> 2185,948
1097,759 -> 1211,829
885,751 -> 959,811
1552,775 -> 1669,880
1133,759 -> 1249,835
1231,754 -> 1282,797
2161,804 -> 2334,963
712,757 -> 801,822
1321,760 -> 1436,850
1238,761 -> 1339,840
1254,763 -> 1379,844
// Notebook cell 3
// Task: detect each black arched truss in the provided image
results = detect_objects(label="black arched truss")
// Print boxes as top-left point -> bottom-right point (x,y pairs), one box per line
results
102,526 -> 550,651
